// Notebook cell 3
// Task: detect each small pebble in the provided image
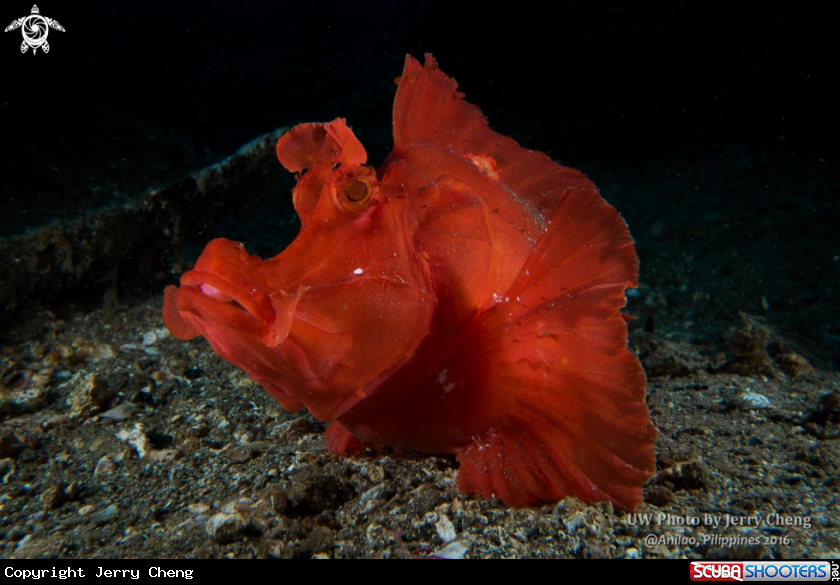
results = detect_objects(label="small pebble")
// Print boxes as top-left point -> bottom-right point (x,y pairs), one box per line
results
205,513 -> 247,544
435,515 -> 457,543
187,504 -> 210,515
100,404 -> 133,421
87,504 -> 118,525
93,456 -> 116,478
141,331 -> 159,346
431,541 -> 468,559
147,449 -> 179,463
741,392 -> 772,409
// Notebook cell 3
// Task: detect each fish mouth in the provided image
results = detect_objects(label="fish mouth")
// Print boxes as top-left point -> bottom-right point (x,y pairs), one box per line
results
163,272 -> 306,412
181,271 -> 268,323
165,268 -> 354,417
178,268 -> 314,355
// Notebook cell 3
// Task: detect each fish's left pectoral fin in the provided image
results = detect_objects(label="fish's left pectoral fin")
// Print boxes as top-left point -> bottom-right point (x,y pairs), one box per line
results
451,303 -> 656,509
458,328 -> 656,510
452,303 -> 657,510
450,184 -> 655,509
456,384 -> 657,511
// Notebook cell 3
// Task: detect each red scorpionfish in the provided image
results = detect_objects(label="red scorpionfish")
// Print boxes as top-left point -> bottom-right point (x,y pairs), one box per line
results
163,54 -> 657,510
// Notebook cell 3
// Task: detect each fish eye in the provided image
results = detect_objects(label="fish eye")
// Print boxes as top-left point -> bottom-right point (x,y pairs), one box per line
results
331,166 -> 379,215
344,180 -> 370,203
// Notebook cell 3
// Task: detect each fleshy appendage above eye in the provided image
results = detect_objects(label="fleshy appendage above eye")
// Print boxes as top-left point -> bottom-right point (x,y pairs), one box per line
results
331,165 -> 381,216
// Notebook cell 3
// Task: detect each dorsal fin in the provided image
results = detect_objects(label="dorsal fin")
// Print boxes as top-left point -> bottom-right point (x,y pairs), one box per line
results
392,54 -> 593,222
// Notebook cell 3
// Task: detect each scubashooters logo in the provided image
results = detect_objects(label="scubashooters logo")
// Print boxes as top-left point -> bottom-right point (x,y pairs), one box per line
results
5,5 -> 65,54
690,561 -> 834,582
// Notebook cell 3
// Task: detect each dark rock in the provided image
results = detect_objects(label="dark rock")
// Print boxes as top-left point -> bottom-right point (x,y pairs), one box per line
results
718,312 -> 779,377
643,484 -> 674,507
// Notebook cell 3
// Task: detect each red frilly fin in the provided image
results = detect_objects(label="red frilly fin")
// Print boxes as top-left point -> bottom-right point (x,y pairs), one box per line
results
453,186 -> 656,510
392,54 -> 593,222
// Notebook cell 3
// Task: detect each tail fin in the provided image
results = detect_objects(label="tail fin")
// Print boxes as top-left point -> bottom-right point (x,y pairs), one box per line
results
454,186 -> 656,510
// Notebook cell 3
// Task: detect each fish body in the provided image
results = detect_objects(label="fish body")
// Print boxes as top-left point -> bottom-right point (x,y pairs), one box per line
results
163,54 -> 656,509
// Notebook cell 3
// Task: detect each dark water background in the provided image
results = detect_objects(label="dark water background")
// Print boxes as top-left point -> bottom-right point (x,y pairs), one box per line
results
1,1 -> 837,365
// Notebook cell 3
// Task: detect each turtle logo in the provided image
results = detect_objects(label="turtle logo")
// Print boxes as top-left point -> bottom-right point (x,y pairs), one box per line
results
5,5 -> 65,55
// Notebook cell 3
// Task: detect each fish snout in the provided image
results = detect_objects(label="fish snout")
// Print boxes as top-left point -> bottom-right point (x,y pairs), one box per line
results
181,271 -> 306,349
